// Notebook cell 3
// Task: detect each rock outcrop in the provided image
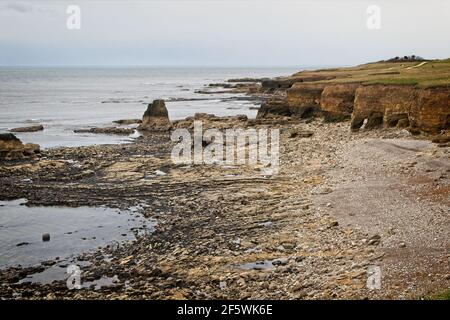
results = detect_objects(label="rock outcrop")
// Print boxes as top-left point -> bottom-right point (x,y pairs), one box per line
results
138,99 -> 172,131
10,125 -> 44,133
351,85 -> 449,133
409,87 -> 450,133
113,119 -> 142,125
351,85 -> 414,131
74,127 -> 134,135
320,83 -> 359,121
0,133 -> 40,160
287,83 -> 326,118
261,75 -> 334,93
173,113 -> 248,130
256,97 -> 291,119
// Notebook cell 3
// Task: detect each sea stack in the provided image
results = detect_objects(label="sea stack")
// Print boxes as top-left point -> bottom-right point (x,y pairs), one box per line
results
138,99 -> 172,131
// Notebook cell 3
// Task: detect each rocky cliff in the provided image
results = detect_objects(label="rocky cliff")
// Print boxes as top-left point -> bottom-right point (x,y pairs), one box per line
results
320,83 -> 359,121
352,85 -> 449,133
286,83 -> 326,118
255,59 -> 450,135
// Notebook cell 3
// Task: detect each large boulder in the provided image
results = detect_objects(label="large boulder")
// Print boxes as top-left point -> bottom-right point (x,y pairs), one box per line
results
138,99 -> 172,131
0,133 -> 40,160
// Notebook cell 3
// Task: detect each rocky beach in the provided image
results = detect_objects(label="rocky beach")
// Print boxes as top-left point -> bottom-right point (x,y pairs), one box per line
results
0,59 -> 449,300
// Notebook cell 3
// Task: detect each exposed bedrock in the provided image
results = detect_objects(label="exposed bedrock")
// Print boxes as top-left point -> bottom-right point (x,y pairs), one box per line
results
410,88 -> 450,134
351,85 -> 450,133
320,83 -> 359,121
256,97 -> 291,119
351,85 -> 415,131
287,82 -> 327,118
10,125 -> 44,133
0,133 -> 40,160
138,99 -> 172,131
261,75 -> 334,93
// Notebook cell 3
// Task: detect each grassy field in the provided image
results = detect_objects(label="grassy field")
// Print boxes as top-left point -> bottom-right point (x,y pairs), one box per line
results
291,58 -> 450,88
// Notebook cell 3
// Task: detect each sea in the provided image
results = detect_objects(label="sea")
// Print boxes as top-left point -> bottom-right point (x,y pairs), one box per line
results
0,67 -> 299,149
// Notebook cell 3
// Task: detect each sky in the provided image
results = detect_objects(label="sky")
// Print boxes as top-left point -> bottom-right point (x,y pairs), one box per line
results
0,0 -> 449,67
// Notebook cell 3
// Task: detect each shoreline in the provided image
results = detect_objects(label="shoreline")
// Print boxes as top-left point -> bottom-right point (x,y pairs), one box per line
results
1,117 -> 448,299
0,62 -> 449,299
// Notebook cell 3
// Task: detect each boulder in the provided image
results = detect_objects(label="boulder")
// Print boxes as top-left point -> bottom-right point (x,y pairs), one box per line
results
10,124 -> 44,133
0,133 -> 40,160
138,99 -> 172,131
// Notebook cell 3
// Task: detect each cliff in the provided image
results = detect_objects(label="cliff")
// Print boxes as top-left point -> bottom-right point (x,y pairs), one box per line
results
256,59 -> 450,135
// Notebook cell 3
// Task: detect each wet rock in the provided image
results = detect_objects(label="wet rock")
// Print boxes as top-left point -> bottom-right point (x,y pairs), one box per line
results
138,99 -> 172,131
42,233 -> 51,242
10,125 -> 44,133
113,119 -> 142,125
22,143 -> 40,156
74,127 -> 134,135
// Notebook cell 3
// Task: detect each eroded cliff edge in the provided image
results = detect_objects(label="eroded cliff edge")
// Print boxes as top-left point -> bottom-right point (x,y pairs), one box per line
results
255,59 -> 450,137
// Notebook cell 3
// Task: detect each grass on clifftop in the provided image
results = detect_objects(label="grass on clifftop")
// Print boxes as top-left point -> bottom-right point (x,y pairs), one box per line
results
292,58 -> 450,88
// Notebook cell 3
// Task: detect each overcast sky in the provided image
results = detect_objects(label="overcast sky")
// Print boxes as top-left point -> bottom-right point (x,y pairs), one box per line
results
1,0 -> 449,67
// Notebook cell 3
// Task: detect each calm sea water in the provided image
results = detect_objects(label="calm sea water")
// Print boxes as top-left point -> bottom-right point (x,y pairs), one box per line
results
0,67 -> 298,148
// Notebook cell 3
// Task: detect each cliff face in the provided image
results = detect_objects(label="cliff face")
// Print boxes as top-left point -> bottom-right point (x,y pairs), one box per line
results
320,84 -> 359,121
351,85 -> 416,131
257,81 -> 449,135
352,85 -> 449,133
256,97 -> 291,118
255,60 -> 450,135
410,88 -> 450,133
287,83 -> 326,117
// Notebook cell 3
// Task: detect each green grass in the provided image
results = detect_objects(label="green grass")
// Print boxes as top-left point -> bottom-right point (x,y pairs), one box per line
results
289,59 -> 450,88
